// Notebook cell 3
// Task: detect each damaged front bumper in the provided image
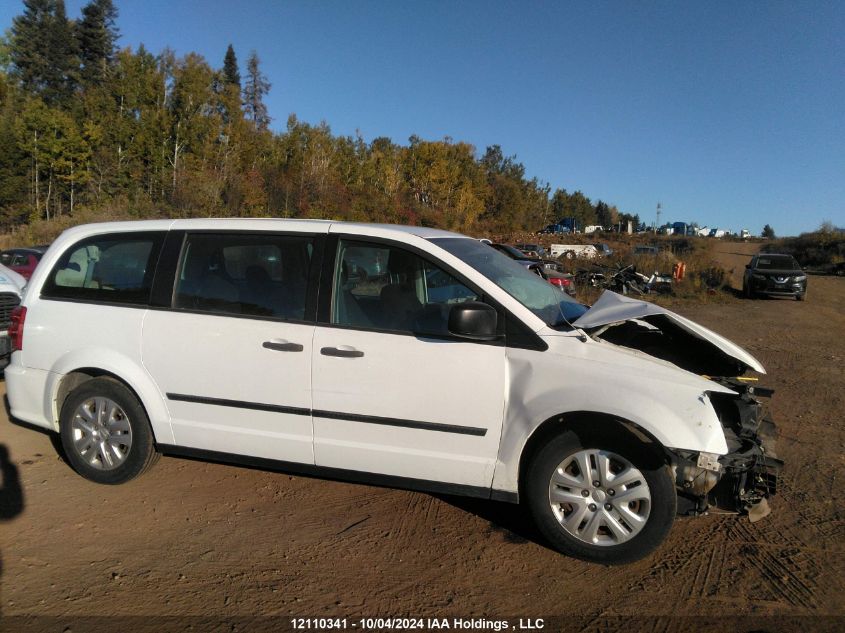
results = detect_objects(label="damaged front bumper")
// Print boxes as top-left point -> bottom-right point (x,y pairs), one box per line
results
674,380 -> 783,521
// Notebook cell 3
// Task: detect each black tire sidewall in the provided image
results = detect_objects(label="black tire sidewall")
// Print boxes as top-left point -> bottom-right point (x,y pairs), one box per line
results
525,428 -> 676,565
59,378 -> 155,485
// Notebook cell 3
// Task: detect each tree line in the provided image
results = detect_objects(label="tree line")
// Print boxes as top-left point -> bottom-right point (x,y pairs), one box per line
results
0,0 -> 635,235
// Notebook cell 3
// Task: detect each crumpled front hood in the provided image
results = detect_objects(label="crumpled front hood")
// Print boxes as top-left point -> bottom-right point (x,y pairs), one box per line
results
572,290 -> 765,374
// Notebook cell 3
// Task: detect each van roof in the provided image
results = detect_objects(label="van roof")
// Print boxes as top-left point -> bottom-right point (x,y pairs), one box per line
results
57,218 -> 467,241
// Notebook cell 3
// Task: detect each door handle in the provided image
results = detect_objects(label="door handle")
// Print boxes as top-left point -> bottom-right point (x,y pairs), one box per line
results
320,346 -> 364,358
263,340 -> 304,352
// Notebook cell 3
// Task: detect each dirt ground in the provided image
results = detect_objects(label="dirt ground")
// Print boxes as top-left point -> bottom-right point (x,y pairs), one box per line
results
1,241 -> 843,631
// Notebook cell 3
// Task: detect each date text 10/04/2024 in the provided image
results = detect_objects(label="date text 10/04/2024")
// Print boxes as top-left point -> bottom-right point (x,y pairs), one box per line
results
290,618 -> 545,631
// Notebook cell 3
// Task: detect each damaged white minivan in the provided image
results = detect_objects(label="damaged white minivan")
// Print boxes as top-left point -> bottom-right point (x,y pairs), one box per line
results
6,220 -> 781,564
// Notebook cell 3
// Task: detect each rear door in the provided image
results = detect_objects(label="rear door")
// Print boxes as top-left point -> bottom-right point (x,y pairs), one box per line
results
142,231 -> 320,464
311,235 -> 506,489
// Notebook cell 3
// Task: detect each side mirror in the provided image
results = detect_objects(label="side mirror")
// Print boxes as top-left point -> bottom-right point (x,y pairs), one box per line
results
448,302 -> 499,341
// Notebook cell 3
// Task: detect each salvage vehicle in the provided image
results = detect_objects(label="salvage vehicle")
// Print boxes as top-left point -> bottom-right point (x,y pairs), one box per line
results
549,243 -> 599,259
0,246 -> 48,280
742,253 -> 807,300
513,243 -> 549,259
0,263 -> 25,369
490,243 -> 576,297
593,243 -> 614,258
6,220 -> 781,564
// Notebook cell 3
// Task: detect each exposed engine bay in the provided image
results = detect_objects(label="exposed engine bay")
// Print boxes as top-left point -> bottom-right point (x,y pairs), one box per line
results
576,292 -> 783,521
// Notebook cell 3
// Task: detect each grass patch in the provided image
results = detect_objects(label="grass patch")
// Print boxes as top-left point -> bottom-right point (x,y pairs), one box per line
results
762,230 -> 845,274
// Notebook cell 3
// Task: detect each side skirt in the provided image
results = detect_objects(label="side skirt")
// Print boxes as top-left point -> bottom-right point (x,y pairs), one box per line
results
157,444 -> 519,504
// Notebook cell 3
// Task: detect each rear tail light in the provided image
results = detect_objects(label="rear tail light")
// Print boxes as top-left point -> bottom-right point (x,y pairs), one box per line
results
9,306 -> 26,352
549,277 -> 572,288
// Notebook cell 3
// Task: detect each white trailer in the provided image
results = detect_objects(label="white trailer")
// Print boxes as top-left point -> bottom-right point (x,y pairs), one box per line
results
550,244 -> 599,259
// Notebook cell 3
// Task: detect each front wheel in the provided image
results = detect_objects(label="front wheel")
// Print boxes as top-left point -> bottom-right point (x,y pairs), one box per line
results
60,377 -> 159,484
525,427 -> 676,564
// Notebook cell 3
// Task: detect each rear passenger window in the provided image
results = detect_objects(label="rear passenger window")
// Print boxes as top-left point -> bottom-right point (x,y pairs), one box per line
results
42,233 -> 164,305
174,233 -> 313,320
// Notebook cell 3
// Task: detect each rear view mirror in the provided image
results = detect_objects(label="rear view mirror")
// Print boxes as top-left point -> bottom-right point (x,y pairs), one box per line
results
448,302 -> 499,341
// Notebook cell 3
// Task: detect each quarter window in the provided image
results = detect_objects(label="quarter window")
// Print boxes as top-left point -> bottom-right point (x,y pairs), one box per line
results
42,233 -> 164,305
332,240 -> 479,334
174,233 -> 313,320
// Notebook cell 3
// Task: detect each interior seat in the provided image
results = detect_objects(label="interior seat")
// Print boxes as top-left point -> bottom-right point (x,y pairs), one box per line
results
379,250 -> 422,331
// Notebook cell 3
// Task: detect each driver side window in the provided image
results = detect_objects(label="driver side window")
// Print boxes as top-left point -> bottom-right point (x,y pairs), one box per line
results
332,240 -> 479,334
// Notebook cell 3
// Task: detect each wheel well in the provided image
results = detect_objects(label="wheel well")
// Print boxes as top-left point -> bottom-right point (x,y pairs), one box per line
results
517,411 -> 670,498
55,369 -> 155,440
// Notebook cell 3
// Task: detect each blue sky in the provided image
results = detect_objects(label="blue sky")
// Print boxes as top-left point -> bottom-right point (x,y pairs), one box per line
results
2,1 -> 843,236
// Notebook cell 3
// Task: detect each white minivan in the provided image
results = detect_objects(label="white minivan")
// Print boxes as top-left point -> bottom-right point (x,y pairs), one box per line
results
6,219 -> 781,564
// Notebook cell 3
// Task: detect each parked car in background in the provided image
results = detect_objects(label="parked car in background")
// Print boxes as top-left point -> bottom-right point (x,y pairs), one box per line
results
0,263 -> 25,369
538,224 -> 571,235
632,245 -> 660,256
6,219 -> 780,564
743,254 -> 807,300
593,243 -> 613,258
549,244 -> 598,259
513,243 -> 548,259
543,268 -> 577,295
0,246 -> 48,280
491,243 -> 575,296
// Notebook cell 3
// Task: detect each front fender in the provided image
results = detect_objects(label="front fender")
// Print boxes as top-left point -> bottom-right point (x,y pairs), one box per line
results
45,348 -> 174,443
492,343 -> 729,494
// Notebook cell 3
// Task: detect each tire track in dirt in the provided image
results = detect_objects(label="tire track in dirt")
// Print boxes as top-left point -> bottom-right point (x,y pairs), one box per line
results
624,517 -> 728,608
773,478 -> 845,547
724,520 -> 820,610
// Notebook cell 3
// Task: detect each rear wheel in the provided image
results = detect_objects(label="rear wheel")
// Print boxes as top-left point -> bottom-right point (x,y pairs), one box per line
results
60,377 -> 159,484
525,426 -> 676,564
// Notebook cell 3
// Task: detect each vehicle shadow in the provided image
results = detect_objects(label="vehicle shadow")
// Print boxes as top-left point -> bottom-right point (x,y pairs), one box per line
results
434,494 -> 556,552
0,444 -> 24,521
0,443 -> 26,617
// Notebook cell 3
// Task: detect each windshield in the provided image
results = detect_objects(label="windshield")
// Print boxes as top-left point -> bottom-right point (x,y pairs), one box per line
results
756,255 -> 799,270
430,237 -> 587,328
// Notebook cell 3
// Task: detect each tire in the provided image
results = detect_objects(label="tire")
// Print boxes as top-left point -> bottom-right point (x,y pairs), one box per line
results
525,425 -> 676,564
743,281 -> 752,299
59,377 -> 159,484
565,251 -> 575,260
796,293 -> 805,301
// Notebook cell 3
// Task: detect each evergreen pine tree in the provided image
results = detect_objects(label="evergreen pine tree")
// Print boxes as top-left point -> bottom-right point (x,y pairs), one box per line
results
76,0 -> 119,85
223,44 -> 240,89
11,0 -> 77,104
243,50 -> 270,130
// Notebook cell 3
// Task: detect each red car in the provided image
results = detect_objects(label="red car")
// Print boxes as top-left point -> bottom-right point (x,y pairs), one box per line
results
0,246 -> 48,280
